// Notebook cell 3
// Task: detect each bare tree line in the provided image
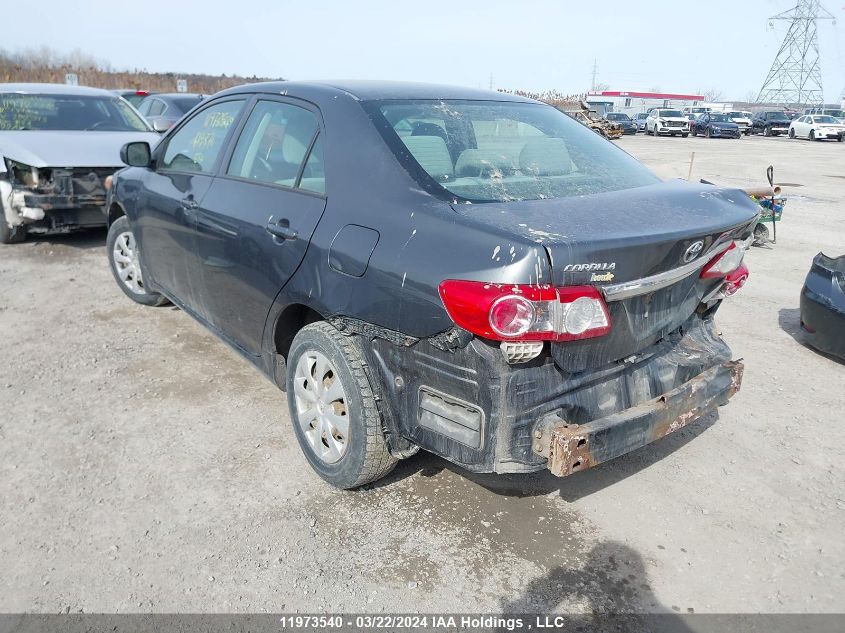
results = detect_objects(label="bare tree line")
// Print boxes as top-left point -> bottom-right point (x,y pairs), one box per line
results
0,46 -> 279,94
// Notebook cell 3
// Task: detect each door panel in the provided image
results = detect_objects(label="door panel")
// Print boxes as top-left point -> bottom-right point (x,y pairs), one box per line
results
195,179 -> 326,354
135,171 -> 212,309
133,98 -> 247,316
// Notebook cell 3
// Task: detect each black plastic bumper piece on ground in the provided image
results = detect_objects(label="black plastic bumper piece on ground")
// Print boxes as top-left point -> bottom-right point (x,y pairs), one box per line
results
535,360 -> 744,477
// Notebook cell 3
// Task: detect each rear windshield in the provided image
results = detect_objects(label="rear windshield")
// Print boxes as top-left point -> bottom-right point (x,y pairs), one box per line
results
0,93 -> 150,131
369,99 -> 658,203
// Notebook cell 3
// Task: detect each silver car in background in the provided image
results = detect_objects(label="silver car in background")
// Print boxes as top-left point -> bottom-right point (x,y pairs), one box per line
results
0,83 -> 159,243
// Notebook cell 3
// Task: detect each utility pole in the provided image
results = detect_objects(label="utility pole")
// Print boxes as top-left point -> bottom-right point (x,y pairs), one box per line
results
591,59 -> 598,91
756,0 -> 836,107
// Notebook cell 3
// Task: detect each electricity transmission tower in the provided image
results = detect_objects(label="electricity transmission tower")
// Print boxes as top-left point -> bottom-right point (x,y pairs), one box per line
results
756,0 -> 836,107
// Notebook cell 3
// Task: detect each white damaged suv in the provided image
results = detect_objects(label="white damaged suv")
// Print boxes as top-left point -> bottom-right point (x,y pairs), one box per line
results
646,108 -> 690,137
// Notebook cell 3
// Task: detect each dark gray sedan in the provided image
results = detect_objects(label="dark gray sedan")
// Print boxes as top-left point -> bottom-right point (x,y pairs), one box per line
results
106,81 -> 759,488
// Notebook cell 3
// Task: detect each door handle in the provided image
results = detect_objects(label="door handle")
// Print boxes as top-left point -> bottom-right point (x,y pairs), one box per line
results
266,217 -> 298,241
181,197 -> 198,211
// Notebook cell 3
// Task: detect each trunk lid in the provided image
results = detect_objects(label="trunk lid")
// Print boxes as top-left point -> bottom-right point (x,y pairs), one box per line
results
453,180 -> 760,371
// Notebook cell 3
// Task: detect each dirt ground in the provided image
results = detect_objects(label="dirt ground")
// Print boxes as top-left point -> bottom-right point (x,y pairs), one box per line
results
1,134 -> 843,616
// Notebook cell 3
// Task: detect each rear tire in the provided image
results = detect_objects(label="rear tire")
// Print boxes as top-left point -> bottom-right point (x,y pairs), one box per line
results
0,219 -> 26,244
107,216 -> 169,306
286,322 -> 397,489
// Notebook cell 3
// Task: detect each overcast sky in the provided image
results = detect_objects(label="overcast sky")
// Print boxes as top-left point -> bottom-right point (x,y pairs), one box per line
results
7,0 -> 845,102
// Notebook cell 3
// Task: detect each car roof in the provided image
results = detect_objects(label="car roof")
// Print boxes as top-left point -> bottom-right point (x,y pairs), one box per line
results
216,80 -> 536,103
0,82 -> 115,97
149,93 -> 204,99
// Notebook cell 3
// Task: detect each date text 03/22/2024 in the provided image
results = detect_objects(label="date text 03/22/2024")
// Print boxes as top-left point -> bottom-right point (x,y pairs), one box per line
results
278,615 -> 576,630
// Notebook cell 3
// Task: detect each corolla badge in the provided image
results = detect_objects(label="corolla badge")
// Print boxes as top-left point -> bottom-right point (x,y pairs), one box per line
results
683,240 -> 705,263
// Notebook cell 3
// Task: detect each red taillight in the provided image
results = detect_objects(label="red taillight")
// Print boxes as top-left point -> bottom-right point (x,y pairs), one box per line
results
722,263 -> 749,296
700,242 -> 745,279
438,280 -> 611,342
135,90 -> 149,96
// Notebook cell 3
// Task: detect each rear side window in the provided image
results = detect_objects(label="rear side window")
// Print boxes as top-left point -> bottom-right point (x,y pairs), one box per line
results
227,100 -> 322,192
370,99 -> 658,203
161,99 -> 245,173
148,99 -> 166,116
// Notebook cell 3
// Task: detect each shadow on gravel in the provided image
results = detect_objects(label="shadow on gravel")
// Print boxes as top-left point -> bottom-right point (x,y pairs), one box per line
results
496,541 -> 694,632
777,307 -> 803,343
374,412 -> 718,503
24,227 -> 106,251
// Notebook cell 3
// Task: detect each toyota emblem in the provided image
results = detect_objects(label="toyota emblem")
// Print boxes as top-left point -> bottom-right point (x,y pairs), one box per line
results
683,240 -> 705,263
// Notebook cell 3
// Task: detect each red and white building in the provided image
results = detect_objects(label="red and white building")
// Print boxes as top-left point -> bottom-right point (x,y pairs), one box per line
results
586,90 -> 706,116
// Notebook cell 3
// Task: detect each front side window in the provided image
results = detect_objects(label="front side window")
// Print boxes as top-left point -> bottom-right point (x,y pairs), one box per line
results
227,100 -> 320,189
369,99 -> 658,203
161,99 -> 244,173
0,93 -> 150,131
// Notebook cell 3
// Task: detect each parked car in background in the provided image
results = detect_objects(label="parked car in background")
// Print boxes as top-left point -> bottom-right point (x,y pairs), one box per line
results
801,253 -> 845,361
605,112 -> 637,134
633,112 -> 649,131
111,89 -> 156,108
802,107 -> 845,123
645,108 -> 690,137
788,114 -> 845,141
106,80 -> 757,488
0,83 -> 158,243
136,93 -> 204,132
750,111 -> 791,136
727,111 -> 753,135
691,112 -> 741,139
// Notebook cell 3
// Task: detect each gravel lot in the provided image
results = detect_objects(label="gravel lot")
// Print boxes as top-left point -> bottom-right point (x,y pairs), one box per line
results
1,133 -> 843,616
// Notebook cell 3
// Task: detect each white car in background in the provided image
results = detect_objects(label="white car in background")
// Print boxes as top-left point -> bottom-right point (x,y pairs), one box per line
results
645,108 -> 690,137
788,115 -> 845,142
727,111 -> 753,135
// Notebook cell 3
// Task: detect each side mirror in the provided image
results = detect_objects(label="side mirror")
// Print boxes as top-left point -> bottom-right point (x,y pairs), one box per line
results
120,142 -> 152,167
152,119 -> 170,133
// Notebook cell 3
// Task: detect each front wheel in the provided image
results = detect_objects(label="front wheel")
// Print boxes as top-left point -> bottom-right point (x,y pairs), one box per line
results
809,130 -> 816,141
107,215 -> 169,306
705,128 -> 712,138
0,220 -> 26,244
763,126 -> 771,137
789,128 -> 795,139
682,133 -> 689,138
287,322 -> 397,489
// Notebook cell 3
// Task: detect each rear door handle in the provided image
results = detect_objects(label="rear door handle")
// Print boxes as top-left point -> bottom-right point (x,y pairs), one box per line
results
265,217 -> 298,241
181,197 -> 198,210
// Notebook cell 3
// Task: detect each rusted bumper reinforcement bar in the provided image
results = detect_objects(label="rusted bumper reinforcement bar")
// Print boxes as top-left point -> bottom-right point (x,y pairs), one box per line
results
534,360 -> 744,477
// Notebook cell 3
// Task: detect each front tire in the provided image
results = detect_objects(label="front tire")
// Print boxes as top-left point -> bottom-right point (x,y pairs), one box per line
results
789,128 -> 795,139
764,126 -> 771,137
0,219 -> 26,244
809,130 -> 816,141
287,322 -> 397,489
107,215 -> 169,306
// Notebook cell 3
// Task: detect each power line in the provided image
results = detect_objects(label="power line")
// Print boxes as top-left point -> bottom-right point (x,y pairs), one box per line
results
756,0 -> 837,107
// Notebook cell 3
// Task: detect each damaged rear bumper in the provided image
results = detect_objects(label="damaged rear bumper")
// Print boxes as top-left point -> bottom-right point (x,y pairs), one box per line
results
534,360 -> 743,477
